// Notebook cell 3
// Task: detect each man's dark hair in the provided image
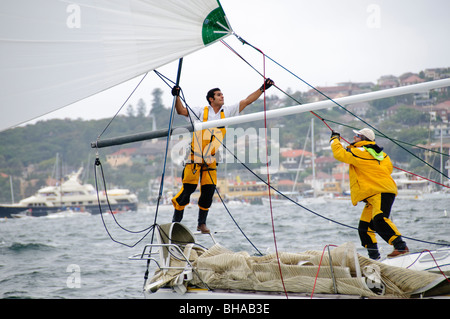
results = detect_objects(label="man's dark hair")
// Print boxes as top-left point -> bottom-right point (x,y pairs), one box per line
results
206,88 -> 221,105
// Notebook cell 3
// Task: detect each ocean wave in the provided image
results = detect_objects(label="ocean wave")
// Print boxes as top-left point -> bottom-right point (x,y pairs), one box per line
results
7,242 -> 55,252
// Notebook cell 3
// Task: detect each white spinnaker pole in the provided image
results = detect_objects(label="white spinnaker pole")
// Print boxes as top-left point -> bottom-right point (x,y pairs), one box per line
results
92,78 -> 450,148
195,78 -> 450,131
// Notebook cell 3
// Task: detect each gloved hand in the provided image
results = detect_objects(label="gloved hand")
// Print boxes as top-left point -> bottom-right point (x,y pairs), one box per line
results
330,131 -> 340,142
260,78 -> 274,92
171,85 -> 181,97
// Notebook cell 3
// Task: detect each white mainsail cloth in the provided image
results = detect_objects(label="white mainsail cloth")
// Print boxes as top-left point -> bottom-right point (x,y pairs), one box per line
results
0,0 -> 232,131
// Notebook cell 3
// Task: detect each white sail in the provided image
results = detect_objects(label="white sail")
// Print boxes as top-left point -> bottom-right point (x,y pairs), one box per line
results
0,0 -> 232,131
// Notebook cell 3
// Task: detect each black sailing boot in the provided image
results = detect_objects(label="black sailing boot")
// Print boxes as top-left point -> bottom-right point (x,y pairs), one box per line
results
172,209 -> 184,223
197,209 -> 210,234
367,243 -> 381,260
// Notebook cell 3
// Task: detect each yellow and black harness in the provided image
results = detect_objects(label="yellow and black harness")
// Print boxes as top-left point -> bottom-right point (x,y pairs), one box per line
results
190,106 -> 226,165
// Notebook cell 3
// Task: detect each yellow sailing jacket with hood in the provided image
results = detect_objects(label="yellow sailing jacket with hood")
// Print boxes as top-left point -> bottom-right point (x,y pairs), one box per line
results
331,138 -> 398,206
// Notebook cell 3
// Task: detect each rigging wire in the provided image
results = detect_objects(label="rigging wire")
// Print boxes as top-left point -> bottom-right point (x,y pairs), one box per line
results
154,68 -> 263,256
222,40 -> 450,189
218,37 -> 449,247
148,58 -> 184,247
96,72 -> 149,142
228,37 -> 449,164
178,87 -> 263,256
252,43 -> 289,298
94,64 -> 448,252
401,249 -> 450,283
321,117 -> 449,158
311,244 -> 338,298
231,34 -> 450,183
93,158 -> 155,247
92,35 -> 449,255
89,40 -> 450,293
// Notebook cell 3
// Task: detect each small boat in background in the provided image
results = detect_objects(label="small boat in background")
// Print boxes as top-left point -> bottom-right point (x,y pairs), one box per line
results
0,168 -> 138,218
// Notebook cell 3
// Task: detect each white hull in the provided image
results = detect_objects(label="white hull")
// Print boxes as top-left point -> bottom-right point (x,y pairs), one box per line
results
133,224 -> 450,300
145,287 -> 359,299
381,248 -> 450,275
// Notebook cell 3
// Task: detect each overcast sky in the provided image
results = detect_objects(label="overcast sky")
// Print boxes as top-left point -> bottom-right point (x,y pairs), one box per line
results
29,0 -> 450,124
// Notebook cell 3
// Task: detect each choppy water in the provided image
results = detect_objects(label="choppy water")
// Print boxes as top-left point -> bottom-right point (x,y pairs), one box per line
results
1,197 -> 449,299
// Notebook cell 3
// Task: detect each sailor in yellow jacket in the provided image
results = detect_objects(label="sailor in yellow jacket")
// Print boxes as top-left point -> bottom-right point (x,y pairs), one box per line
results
171,79 -> 274,233
330,128 -> 409,259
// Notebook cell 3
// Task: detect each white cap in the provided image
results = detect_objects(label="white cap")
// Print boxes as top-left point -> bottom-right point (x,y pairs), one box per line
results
353,128 -> 375,141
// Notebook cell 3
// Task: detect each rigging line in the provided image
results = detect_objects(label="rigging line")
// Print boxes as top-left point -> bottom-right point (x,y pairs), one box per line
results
224,38 -> 447,157
227,36 -> 450,183
153,71 -> 263,255
92,69 -> 179,250
224,37 -> 288,294
221,40 -> 293,102
94,159 -> 155,248
321,117 -> 450,157
394,166 -> 449,189
239,37 -> 450,181
158,71 -> 448,248
180,90 -> 263,256
95,159 -> 153,233
403,249 -> 450,283
96,72 -> 149,141
154,69 -> 449,250
311,244 -> 338,298
170,71 -> 449,246
218,139 -> 449,248
223,39 -> 450,246
154,70 -> 176,87
150,59 -> 184,246
313,113 -> 450,188
335,132 -> 450,189
255,43 -> 289,298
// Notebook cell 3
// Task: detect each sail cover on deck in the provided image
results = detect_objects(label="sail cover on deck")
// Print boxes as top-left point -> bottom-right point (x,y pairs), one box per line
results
0,0 -> 232,131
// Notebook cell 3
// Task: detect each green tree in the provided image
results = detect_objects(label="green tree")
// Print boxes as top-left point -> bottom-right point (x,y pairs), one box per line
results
136,98 -> 147,118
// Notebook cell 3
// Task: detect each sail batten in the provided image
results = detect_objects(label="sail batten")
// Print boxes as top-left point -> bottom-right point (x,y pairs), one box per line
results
1,0 -> 232,131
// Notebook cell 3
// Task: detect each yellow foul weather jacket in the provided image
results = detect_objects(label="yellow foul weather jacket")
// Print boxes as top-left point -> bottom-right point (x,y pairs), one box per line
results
330,138 -> 397,206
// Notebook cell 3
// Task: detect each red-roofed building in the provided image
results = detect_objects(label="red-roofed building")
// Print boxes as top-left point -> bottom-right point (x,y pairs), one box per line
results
106,148 -> 137,167
281,149 -> 313,170
400,74 -> 424,86
432,100 -> 450,123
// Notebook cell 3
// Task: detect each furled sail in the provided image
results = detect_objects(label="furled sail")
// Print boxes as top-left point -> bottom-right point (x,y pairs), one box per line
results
0,0 -> 232,131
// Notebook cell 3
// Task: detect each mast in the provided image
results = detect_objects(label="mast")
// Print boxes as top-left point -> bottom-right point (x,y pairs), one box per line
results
91,78 -> 450,148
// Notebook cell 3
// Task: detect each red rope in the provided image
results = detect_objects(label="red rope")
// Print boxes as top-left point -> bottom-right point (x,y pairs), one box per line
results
404,249 -> 450,283
311,244 -> 337,298
222,38 -> 448,190
329,125 -> 450,189
253,44 -> 288,299
393,166 -> 449,189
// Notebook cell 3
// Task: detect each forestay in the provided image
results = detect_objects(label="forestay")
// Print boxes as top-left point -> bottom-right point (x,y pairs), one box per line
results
0,0 -> 232,131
